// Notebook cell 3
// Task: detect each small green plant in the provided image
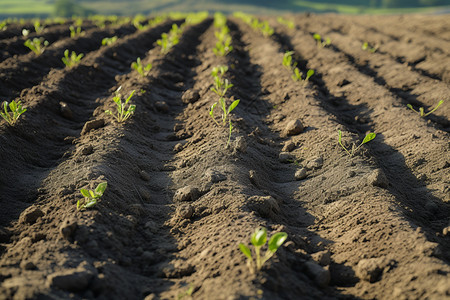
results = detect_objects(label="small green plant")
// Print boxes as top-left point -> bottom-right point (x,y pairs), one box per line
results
213,26 -> 233,57
133,14 -> 147,30
362,42 -> 378,53
69,25 -> 85,38
338,130 -> 376,157
24,38 -> 49,55
102,36 -> 118,46
1,100 -> 27,126
177,284 -> 194,300
277,16 -> 294,29
77,182 -> 107,210
33,20 -> 45,34
209,65 -> 240,146
105,87 -> 136,123
239,227 -> 288,274
292,68 -> 314,83
61,49 -> 84,68
210,66 -> 233,97
131,57 -> 152,77
282,51 -> 296,71
22,28 -> 30,37
157,24 -> 182,53
0,21 -> 7,31
407,100 -> 444,117
313,33 -> 331,48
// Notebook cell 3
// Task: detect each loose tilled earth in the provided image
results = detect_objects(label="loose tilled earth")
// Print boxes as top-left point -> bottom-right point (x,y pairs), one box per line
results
0,13 -> 449,300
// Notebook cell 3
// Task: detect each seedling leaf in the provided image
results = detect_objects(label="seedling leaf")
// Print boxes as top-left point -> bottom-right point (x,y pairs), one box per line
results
239,243 -> 252,259
362,132 -> 376,144
95,182 -> 107,196
80,189 -> 90,198
227,99 -> 240,114
268,232 -> 288,253
251,227 -> 267,247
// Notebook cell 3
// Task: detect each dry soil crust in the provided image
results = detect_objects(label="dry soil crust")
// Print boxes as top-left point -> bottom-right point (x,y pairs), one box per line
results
0,14 -> 449,300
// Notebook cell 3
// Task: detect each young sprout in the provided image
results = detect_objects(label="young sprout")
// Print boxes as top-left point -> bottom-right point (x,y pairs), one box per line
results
305,69 -> 314,82
362,42 -> 378,53
313,33 -> 331,48
24,38 -> 49,55
102,36 -> 118,46
1,100 -> 27,126
131,57 -> 152,77
157,24 -> 182,53
69,25 -> 85,38
239,227 -> 288,274
407,100 -> 444,117
33,20 -> 45,34
0,21 -> 7,31
282,51 -> 297,71
277,17 -> 294,29
338,130 -> 376,157
105,87 -> 136,123
77,182 -> 107,210
61,49 -> 84,68
22,29 -> 30,37
210,66 -> 233,97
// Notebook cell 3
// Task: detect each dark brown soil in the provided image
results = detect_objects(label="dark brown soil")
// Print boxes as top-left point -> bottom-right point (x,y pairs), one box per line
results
0,13 -> 449,300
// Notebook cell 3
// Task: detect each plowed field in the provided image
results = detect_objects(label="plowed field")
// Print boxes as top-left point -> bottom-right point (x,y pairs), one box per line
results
0,13 -> 449,300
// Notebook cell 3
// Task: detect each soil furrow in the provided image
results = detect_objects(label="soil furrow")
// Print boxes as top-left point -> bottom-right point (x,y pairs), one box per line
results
0,24 -> 138,100
0,19 -> 213,300
302,14 -> 450,85
295,18 -> 450,129
0,24 -> 97,63
0,21 -> 176,229
264,21 -> 450,299
274,22 -> 450,254
158,19 -> 334,299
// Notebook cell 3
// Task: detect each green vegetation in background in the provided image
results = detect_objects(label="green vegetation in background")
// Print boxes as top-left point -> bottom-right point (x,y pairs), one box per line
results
0,0 -> 449,20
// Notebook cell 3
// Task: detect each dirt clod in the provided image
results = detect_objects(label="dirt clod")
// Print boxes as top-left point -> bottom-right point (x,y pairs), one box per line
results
279,152 -> 291,163
81,119 -> 104,135
176,204 -> 194,219
59,219 -> 77,240
174,186 -> 199,202
355,257 -> 393,283
182,89 -> 200,104
59,102 -> 73,119
283,119 -> 304,136
306,156 -> 323,169
311,250 -> 331,266
155,101 -> 169,113
46,268 -> 95,292
19,206 -> 44,224
139,170 -> 150,181
247,195 -> 280,218
295,168 -> 307,180
367,169 -> 389,188
282,140 -> 295,152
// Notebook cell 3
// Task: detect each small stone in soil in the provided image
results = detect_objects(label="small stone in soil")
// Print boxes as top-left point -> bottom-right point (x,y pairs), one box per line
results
279,152 -> 291,163
81,145 -> 94,155
60,219 -> 77,240
283,119 -> 304,136
311,250 -> 331,266
20,260 -> 37,270
306,156 -> 323,169
295,168 -> 307,180
139,170 -> 150,181
176,204 -> 194,219
155,101 -> 169,113
233,136 -> 247,153
181,89 -> 200,104
173,186 -> 199,202
282,140 -> 295,152
59,102 -> 73,119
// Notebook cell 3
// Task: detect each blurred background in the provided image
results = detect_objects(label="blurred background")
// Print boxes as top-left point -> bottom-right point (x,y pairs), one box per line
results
1,0 -> 449,19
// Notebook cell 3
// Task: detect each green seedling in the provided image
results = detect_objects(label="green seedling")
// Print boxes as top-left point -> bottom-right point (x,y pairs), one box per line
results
362,42 -> 378,53
1,100 -> 27,126
214,12 -> 227,28
210,66 -> 233,97
407,100 -> 444,117
24,38 -> 49,55
291,67 -> 314,83
277,17 -> 294,29
69,25 -> 84,38
105,87 -> 136,123
77,182 -> 107,210
61,49 -> 83,68
133,14 -> 147,30
33,20 -> 45,34
22,28 -> 30,37
102,36 -> 118,46
239,227 -> 288,274
338,130 -> 376,157
0,21 -> 7,31
131,57 -> 152,77
282,51 -> 297,71
313,33 -> 331,48
157,24 -> 182,53
213,26 -> 233,57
